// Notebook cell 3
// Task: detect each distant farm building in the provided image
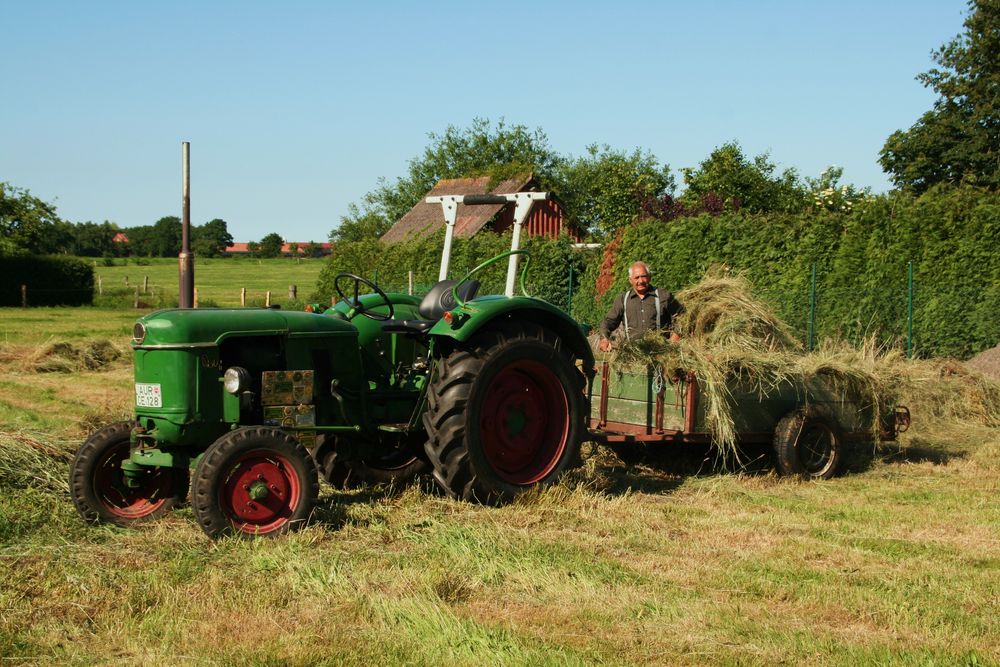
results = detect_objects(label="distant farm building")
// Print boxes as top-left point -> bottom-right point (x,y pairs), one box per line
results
224,242 -> 333,257
381,175 -> 581,244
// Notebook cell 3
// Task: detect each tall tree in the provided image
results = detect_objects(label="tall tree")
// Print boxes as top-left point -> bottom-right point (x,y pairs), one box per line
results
555,144 -> 674,237
331,118 -> 559,241
71,221 -> 119,257
257,232 -> 284,258
880,0 -> 1000,192
149,216 -> 182,257
0,182 -> 67,255
680,142 -> 806,213
193,218 -> 234,257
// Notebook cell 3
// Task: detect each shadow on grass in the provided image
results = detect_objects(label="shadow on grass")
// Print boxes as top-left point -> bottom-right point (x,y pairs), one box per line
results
875,437 -> 968,465
574,440 -> 777,496
310,478 -> 432,530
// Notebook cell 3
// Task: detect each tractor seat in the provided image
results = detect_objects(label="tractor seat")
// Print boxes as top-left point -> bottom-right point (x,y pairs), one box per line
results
381,279 -> 480,334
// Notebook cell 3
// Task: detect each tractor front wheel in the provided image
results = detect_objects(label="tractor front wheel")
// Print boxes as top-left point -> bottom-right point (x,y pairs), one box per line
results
423,322 -> 585,504
192,427 -> 318,539
71,421 -> 188,527
773,411 -> 842,480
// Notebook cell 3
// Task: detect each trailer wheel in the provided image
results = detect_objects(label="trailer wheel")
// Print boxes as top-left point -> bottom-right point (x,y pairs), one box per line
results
192,427 -> 318,539
311,435 -> 426,488
71,421 -> 188,526
773,411 -> 841,480
423,322 -> 586,504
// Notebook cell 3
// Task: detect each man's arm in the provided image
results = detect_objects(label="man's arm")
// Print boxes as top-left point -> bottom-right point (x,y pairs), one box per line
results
662,291 -> 684,340
600,293 -> 625,341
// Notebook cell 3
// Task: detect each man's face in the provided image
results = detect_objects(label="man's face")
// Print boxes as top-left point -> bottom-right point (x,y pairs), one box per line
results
629,267 -> 651,295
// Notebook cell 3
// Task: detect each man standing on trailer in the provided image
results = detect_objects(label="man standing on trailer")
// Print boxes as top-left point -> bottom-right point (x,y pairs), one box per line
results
598,261 -> 682,352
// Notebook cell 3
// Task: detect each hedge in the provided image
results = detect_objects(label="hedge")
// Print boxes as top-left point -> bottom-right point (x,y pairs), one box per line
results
0,255 -> 95,306
572,186 -> 1000,359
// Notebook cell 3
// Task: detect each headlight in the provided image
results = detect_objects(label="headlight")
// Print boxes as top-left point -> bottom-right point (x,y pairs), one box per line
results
223,367 -> 251,395
132,322 -> 146,344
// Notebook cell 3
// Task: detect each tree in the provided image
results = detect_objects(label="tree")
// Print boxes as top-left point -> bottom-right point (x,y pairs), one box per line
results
680,142 -> 806,213
193,218 -> 234,257
880,0 -> 1000,192
257,233 -> 284,258
0,182 -> 67,255
123,217 -> 181,257
555,144 -> 673,237
71,221 -> 119,257
331,118 -> 560,241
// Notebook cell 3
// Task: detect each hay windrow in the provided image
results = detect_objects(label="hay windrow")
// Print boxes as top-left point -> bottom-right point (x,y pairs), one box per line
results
608,269 -> 1000,465
0,431 -> 71,493
20,339 -> 127,373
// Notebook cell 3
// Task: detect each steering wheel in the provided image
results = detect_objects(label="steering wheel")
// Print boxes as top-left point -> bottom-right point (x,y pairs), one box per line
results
333,272 -> 394,321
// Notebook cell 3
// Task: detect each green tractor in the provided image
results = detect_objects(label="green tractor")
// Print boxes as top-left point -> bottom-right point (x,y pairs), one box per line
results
72,192 -> 593,539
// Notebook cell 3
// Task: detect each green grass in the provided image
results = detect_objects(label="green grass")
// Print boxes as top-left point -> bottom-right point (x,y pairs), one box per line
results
0,312 -> 998,665
90,256 -> 327,308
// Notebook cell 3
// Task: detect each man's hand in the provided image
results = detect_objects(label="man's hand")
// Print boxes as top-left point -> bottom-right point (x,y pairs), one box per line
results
599,338 -> 612,352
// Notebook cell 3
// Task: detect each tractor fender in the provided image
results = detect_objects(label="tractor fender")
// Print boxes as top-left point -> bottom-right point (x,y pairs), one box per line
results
427,296 -> 595,371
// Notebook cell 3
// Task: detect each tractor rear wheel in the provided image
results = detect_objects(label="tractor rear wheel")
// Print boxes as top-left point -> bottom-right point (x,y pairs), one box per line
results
773,411 -> 842,480
71,421 -> 188,527
423,322 -> 585,504
192,426 -> 318,539
311,435 -> 426,489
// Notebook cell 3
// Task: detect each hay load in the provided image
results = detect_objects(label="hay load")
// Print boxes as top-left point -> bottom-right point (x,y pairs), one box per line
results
607,269 -> 911,462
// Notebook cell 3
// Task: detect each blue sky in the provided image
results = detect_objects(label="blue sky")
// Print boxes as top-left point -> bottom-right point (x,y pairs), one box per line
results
2,1 -> 968,242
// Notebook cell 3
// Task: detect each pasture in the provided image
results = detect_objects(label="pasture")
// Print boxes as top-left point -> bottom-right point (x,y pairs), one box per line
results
91,256 -> 327,308
0,300 -> 997,665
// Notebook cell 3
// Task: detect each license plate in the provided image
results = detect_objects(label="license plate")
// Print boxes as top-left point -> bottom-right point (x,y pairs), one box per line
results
135,383 -> 163,408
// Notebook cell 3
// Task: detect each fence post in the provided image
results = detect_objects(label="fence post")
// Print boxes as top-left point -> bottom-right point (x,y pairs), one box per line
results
808,263 -> 817,352
266,291 -> 272,307
289,285 -> 297,300
408,271 -> 414,295
193,287 -> 199,309
98,275 -> 103,296
241,287 -> 246,307
143,275 -> 149,294
21,284 -> 27,308
907,261 -> 914,359
133,287 -> 139,308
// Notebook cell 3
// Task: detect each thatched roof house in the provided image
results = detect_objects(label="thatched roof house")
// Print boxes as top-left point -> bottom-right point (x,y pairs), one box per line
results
381,174 -> 581,244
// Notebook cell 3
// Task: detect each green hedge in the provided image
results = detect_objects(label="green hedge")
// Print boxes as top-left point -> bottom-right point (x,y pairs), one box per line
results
573,186 -> 1000,359
1,256 -> 94,306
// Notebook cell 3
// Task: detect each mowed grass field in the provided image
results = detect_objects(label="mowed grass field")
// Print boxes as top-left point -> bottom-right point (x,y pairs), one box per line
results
92,256 -> 328,308
1,305 -> 998,665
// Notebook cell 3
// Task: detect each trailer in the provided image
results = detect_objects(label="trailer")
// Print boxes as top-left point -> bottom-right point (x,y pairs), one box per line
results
587,361 -> 910,478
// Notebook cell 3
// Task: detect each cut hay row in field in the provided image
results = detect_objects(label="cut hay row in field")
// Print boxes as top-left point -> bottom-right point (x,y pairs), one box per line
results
0,311 -> 997,664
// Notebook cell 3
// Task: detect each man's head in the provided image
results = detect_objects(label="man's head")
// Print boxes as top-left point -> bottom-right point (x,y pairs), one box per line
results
628,261 -> 651,296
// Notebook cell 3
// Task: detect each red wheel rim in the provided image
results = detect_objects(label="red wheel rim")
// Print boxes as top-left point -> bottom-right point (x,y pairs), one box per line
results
479,359 -> 570,484
93,440 -> 172,519
219,449 -> 301,535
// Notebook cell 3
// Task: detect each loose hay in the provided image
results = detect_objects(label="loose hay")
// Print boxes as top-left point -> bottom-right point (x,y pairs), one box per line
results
0,431 -> 71,493
29,339 -> 125,373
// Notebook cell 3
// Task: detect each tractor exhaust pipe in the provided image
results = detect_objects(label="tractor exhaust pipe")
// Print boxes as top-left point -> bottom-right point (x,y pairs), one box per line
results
178,141 -> 195,308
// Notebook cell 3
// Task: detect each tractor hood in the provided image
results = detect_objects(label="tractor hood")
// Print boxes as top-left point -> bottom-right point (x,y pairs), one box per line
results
133,308 -> 355,347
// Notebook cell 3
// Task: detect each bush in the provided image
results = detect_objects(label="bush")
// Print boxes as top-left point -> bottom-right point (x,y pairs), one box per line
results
0,256 -> 94,306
